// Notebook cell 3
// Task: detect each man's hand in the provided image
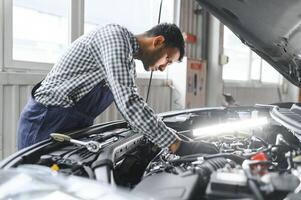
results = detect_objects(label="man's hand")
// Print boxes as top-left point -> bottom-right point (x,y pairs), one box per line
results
170,138 -> 219,156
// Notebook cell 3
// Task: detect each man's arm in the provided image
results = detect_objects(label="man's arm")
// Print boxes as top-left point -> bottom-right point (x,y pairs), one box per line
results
87,25 -> 218,156
88,25 -> 178,149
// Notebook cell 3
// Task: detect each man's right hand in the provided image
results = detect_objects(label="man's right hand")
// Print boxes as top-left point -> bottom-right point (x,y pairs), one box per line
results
170,139 -> 219,156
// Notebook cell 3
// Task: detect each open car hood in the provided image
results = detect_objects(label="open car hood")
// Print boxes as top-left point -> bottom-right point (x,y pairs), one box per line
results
196,0 -> 301,87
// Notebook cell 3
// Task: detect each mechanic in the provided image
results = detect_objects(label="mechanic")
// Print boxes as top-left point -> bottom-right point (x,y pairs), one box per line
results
17,23 -> 218,155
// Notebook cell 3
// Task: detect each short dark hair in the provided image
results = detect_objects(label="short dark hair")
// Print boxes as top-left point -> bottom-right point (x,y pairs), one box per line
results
145,23 -> 185,61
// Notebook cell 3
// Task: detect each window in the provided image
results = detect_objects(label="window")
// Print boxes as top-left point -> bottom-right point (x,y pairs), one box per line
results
12,0 -> 70,64
223,26 -> 282,84
84,0 -> 177,77
84,0 -> 175,34
3,0 -> 179,73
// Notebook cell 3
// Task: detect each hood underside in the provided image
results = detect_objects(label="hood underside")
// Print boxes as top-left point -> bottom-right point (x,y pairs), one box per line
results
196,0 -> 301,87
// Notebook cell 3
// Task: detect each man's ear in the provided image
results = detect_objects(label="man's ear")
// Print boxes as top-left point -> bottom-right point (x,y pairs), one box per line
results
153,35 -> 165,48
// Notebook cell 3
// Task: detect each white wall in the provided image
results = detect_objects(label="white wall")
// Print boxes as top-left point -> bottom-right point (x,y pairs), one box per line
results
224,80 -> 299,106
206,15 -> 224,106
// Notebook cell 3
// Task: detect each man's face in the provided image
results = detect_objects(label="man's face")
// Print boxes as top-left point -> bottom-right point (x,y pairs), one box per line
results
147,47 -> 180,72
141,36 -> 181,72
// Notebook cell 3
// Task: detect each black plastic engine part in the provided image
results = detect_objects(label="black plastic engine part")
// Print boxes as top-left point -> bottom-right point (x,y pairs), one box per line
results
133,172 -> 201,200
285,193 -> 301,200
206,170 -> 253,200
37,154 -> 53,166
92,134 -> 144,183
114,142 -> 159,187
139,157 -> 235,199
198,157 -> 235,172
171,153 -> 244,165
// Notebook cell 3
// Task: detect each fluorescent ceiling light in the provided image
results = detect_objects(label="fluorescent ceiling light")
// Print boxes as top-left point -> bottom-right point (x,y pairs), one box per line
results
193,117 -> 268,137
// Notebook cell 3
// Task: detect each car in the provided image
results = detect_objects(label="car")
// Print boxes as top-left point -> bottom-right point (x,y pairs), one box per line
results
2,0 -> 301,200
0,165 -> 149,200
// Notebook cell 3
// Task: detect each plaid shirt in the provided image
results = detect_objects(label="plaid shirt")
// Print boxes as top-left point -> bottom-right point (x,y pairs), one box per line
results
35,24 -> 177,148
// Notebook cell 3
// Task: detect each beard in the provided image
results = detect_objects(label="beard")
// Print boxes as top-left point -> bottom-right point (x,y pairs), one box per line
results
142,59 -> 151,71
141,48 -> 164,71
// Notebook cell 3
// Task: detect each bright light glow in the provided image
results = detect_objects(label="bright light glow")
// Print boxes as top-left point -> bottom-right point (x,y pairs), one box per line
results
193,117 -> 268,137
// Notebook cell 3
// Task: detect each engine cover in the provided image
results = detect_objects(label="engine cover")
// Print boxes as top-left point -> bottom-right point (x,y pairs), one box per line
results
133,172 -> 202,200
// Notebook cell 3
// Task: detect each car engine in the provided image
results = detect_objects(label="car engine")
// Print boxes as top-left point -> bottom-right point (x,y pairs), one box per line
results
2,105 -> 301,200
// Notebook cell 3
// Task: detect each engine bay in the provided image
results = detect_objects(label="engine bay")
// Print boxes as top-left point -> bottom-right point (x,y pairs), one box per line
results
2,105 -> 301,200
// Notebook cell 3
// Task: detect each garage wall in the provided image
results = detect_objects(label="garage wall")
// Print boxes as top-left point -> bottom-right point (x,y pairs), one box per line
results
224,81 -> 299,106
179,0 -> 205,59
179,1 -> 226,107
0,72 -> 171,159
224,86 -> 281,106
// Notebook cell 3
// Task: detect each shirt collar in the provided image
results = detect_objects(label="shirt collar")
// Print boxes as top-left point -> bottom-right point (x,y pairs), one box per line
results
129,32 -> 139,55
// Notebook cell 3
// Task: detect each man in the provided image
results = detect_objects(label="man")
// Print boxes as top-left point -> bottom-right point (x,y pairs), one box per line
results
17,23 -> 218,155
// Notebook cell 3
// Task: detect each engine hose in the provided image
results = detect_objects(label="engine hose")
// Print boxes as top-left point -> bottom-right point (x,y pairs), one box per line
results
204,153 -> 245,165
195,158 -> 236,190
199,157 -> 235,172
171,153 -> 245,165
242,160 -> 264,200
169,157 -> 198,164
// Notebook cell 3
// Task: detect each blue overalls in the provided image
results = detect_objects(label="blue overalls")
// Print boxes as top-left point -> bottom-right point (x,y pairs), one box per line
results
17,80 -> 114,149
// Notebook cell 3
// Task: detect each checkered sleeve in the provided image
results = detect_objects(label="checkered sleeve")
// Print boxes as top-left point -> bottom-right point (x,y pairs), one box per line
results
89,26 -> 177,148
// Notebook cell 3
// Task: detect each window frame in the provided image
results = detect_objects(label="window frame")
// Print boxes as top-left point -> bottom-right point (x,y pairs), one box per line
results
222,25 -> 282,87
4,0 -> 64,71
70,0 -> 84,43
3,0 -> 84,71
83,0 -> 181,79
3,0 -> 180,77
0,0 -> 4,71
